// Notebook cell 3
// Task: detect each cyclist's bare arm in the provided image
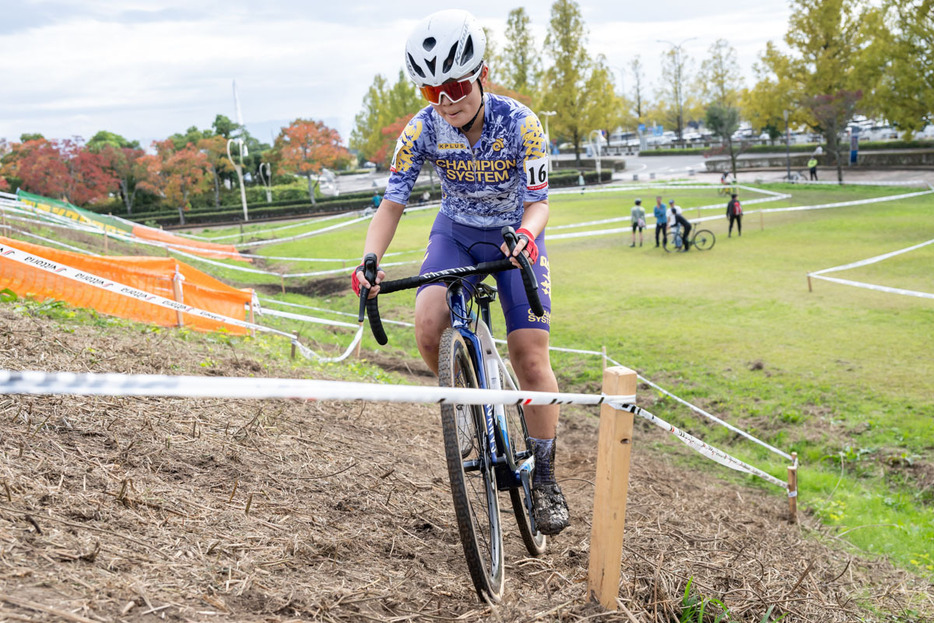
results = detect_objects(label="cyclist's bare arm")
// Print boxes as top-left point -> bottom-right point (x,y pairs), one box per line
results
358,198 -> 406,295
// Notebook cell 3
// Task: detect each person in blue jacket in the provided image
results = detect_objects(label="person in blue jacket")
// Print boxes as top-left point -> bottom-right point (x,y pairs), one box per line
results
653,195 -> 668,249
351,9 -> 568,535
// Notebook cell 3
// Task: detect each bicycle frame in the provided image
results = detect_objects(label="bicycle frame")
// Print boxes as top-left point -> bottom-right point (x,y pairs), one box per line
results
446,281 -> 536,498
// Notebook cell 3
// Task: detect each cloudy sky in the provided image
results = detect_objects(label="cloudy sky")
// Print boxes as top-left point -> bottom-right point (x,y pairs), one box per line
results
1,0 -> 792,149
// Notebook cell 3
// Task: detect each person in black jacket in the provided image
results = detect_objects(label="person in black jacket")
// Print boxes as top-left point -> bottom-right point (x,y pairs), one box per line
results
726,193 -> 743,237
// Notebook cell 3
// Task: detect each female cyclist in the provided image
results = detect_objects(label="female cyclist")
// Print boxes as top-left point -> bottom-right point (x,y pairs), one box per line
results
352,9 -> 568,535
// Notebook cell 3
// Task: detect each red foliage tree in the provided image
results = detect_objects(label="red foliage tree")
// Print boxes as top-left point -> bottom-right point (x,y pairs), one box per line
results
1,137 -> 117,206
138,139 -> 211,225
272,119 -> 350,204
373,113 -> 417,168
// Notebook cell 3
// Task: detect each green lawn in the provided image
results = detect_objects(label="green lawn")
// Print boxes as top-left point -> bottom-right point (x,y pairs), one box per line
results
176,181 -> 934,578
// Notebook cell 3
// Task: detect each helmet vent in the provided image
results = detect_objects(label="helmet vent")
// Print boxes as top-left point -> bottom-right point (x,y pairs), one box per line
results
407,53 -> 426,79
461,36 -> 474,64
425,57 -> 436,75
442,43 -> 457,74
422,37 -> 436,51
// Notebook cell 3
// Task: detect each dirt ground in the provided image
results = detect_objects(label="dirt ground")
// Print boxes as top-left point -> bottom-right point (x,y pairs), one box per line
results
1,308 -> 932,622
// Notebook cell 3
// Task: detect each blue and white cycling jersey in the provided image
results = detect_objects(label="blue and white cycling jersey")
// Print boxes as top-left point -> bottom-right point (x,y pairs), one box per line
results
386,93 -> 549,228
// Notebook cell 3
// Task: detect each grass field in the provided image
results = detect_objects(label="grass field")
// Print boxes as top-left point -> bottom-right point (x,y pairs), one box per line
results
127,181 -> 934,578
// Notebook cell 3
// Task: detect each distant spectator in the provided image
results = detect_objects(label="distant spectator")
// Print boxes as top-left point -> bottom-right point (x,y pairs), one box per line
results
578,171 -> 585,194
630,199 -> 646,247
726,192 -> 743,237
667,199 -> 692,251
372,192 -> 382,208
653,196 -> 668,249
808,157 -> 818,181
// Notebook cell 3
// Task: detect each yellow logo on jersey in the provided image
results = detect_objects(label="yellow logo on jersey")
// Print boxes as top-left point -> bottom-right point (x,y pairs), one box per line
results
491,138 -> 505,152
391,120 -> 423,173
520,115 -> 545,159
539,255 -> 551,297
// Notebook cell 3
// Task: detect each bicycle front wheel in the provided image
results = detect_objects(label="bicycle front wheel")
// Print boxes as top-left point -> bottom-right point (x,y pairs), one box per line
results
502,366 -> 547,556
692,229 -> 716,251
439,328 -> 504,602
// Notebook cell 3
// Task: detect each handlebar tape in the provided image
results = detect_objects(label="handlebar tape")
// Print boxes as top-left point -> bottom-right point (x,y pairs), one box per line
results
360,253 -> 388,345
502,226 -> 545,318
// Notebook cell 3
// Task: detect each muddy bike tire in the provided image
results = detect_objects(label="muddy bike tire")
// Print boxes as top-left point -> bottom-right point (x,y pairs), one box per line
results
665,230 -> 683,252
501,366 -> 547,556
692,229 -> 716,251
439,328 -> 504,602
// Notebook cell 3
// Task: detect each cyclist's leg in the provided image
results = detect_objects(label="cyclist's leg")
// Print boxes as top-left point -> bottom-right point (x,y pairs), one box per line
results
415,214 -> 479,373
497,247 -> 568,536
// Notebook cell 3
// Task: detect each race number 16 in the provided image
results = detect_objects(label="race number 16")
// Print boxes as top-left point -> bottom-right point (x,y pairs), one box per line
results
526,156 -> 548,191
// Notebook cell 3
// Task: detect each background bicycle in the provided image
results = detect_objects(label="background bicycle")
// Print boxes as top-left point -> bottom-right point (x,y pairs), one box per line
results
666,226 -> 716,252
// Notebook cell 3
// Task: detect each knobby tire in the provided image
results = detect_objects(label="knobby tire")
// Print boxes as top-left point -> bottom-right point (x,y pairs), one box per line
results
438,328 -> 504,602
501,364 -> 547,556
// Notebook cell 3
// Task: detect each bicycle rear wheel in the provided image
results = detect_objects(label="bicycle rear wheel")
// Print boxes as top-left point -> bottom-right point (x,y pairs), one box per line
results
692,229 -> 716,251
439,328 -> 504,602
501,366 -> 547,556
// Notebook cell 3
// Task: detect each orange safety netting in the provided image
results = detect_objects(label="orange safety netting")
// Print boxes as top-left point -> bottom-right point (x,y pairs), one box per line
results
131,225 -> 249,262
0,236 -> 253,335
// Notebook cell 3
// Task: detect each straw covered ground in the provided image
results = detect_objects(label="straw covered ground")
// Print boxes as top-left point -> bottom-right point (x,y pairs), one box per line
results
0,307 -> 931,622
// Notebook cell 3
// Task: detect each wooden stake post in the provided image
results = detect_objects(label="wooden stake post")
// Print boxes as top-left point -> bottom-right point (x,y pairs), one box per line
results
787,451 -> 798,523
588,366 -> 637,610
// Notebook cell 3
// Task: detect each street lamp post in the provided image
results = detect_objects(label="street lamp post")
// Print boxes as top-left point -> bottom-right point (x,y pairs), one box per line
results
258,162 -> 272,203
589,129 -> 603,181
783,110 -> 791,181
539,110 -> 557,173
657,38 -> 696,145
226,137 -> 249,221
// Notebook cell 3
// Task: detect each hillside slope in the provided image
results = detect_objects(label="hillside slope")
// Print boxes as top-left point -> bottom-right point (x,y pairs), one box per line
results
0,307 -> 930,622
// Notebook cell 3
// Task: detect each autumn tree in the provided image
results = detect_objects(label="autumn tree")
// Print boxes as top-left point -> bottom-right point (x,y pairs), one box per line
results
273,119 -> 351,205
138,139 -> 212,225
2,138 -> 116,206
541,0 -> 615,165
749,0 -> 865,162
857,0 -> 934,137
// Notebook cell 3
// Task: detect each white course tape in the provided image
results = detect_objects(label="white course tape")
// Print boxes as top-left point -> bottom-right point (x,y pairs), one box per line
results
810,238 -> 934,276
0,369 -> 634,408
620,403 -> 788,490
810,274 -> 934,300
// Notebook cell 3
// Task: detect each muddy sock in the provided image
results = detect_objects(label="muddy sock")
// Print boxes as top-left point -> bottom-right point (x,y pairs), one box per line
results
530,437 -> 556,487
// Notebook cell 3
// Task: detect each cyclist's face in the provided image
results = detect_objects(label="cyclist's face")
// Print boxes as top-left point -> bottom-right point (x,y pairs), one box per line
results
431,67 -> 487,129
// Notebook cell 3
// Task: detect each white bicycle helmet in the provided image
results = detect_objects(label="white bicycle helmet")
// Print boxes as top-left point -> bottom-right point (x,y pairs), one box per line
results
404,9 -> 486,87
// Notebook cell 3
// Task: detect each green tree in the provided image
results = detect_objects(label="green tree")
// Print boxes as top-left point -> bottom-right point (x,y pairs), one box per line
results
497,8 -> 540,98
629,56 -> 646,123
705,103 -> 742,177
578,55 -> 622,151
804,89 -> 863,182
657,44 -> 694,142
695,39 -> 742,109
87,131 -> 140,151
858,0 -> 933,137
541,0 -> 604,165
350,71 -> 421,166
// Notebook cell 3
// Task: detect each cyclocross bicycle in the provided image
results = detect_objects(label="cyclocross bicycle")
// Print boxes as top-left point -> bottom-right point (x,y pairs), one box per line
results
666,226 -> 716,252
358,227 -> 546,602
